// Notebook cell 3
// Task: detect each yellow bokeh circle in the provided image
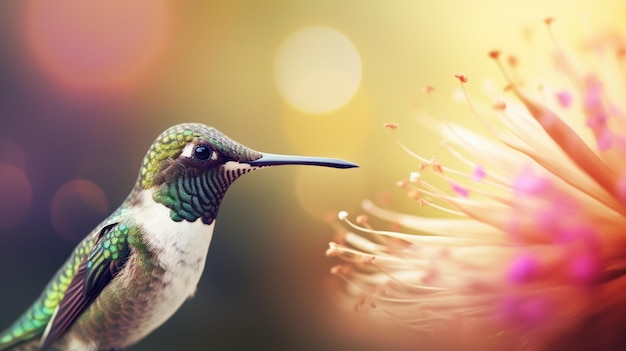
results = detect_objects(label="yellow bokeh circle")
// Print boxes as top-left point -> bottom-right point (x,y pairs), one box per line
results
274,26 -> 362,114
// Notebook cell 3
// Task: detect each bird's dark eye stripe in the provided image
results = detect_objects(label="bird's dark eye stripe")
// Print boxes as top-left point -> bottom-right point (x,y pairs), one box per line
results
194,145 -> 212,161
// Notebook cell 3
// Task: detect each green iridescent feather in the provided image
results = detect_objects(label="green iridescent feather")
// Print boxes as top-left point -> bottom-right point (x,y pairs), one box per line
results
140,126 -> 196,189
38,221 -> 136,350
84,223 -> 131,294
140,123 -> 261,189
0,236 -> 94,350
0,209 -> 131,351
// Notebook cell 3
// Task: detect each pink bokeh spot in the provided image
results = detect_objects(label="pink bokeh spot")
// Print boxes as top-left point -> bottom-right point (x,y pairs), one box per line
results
569,253 -> 600,287
555,91 -> 572,108
450,181 -> 469,198
507,254 -> 539,284
512,167 -> 550,195
556,226 -> 600,250
585,112 -> 607,130
472,164 -> 486,181
596,129 -> 613,151
23,0 -> 171,90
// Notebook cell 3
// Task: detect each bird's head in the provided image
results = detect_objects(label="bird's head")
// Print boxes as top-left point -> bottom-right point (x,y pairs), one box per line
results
135,123 -> 357,224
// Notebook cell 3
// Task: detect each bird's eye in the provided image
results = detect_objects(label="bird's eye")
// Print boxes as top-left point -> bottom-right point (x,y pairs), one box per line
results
193,145 -> 212,161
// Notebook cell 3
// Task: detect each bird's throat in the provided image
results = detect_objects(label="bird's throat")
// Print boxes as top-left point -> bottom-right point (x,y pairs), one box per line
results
151,168 -> 227,224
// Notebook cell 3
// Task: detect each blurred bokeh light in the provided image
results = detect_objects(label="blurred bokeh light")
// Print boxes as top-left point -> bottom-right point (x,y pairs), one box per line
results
274,26 -> 362,114
0,1 -> 625,351
50,179 -> 108,242
0,164 -> 32,232
23,0 -> 170,91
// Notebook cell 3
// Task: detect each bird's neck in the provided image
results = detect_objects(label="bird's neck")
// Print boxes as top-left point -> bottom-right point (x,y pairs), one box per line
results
130,190 -> 216,267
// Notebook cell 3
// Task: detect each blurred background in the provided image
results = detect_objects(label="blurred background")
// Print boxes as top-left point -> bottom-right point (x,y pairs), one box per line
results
0,1 -> 624,350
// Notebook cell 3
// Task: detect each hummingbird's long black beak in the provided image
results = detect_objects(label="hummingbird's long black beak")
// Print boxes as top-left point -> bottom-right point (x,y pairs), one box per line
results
245,153 -> 358,169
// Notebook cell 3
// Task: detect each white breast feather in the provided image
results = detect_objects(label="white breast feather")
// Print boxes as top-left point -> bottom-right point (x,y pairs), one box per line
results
126,190 -> 215,343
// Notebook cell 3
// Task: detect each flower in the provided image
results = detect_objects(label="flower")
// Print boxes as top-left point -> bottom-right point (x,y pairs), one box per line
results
327,19 -> 626,351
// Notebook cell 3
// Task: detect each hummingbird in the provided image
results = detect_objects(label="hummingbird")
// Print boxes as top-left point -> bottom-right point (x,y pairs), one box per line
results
0,123 -> 357,351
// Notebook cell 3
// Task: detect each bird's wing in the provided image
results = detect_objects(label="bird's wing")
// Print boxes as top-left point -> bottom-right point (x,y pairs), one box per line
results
39,222 -> 130,351
0,224 -> 103,351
